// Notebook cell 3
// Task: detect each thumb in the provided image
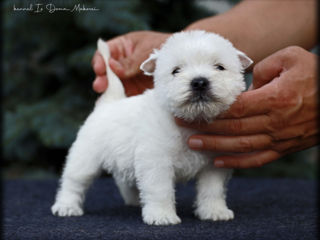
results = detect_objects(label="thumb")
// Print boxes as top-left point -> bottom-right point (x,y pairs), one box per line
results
125,51 -> 151,78
110,49 -> 152,79
107,36 -> 134,79
252,52 -> 284,89
108,54 -> 145,79
109,58 -> 126,79
107,35 -> 146,79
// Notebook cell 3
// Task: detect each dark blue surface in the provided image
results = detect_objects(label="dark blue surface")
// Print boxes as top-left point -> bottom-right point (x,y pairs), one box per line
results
3,178 -> 317,240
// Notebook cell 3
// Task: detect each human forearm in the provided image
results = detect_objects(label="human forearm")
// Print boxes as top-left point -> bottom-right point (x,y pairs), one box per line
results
185,0 -> 317,64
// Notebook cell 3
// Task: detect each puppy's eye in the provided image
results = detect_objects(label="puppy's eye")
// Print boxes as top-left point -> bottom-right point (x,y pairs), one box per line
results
215,64 -> 225,71
172,67 -> 181,75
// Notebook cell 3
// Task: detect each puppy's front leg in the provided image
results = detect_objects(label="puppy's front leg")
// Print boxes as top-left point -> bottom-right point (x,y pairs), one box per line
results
135,152 -> 181,225
195,166 -> 234,221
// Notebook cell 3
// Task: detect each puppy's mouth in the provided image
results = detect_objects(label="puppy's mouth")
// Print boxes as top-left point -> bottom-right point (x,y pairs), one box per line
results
186,90 -> 221,105
174,89 -> 224,123
190,91 -> 214,103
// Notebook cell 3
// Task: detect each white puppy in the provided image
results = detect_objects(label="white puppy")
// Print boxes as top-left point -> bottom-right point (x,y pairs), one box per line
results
51,30 -> 252,225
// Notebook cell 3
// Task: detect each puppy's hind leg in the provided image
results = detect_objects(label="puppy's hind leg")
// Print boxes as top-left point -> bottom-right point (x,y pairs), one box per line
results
114,176 -> 140,206
195,166 -> 234,221
51,142 -> 102,217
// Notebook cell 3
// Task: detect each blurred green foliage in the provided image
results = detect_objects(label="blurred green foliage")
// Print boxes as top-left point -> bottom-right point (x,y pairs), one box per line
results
3,0 -> 317,179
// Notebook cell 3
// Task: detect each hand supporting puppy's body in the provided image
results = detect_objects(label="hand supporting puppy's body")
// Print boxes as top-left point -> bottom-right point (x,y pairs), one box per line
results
52,31 -> 252,225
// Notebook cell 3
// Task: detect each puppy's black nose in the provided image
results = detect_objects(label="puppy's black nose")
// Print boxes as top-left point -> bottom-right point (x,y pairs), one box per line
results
191,77 -> 209,91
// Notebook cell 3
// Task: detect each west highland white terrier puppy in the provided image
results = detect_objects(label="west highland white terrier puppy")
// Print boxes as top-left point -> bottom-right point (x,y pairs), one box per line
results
51,30 -> 253,225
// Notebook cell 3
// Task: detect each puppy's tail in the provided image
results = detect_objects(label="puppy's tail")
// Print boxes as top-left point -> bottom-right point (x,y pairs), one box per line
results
96,39 -> 126,104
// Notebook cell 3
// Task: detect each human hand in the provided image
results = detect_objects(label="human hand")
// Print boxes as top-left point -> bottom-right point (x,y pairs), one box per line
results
176,46 -> 319,168
92,31 -> 170,96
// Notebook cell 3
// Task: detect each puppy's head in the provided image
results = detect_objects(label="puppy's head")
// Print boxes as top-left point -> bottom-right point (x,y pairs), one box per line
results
140,30 -> 253,122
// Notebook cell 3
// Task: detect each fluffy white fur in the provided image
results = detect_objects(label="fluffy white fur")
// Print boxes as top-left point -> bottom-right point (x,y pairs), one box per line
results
51,31 -> 253,225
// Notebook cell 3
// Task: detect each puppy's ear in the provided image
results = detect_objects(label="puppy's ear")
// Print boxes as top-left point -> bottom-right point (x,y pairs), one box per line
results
140,50 -> 159,76
237,50 -> 253,70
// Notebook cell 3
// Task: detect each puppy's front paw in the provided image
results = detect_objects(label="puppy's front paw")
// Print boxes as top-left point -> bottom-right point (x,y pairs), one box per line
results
195,202 -> 234,221
142,205 -> 181,225
51,202 -> 83,217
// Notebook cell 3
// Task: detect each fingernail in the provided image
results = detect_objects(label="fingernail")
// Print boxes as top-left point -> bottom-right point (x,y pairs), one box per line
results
189,138 -> 203,149
214,160 -> 224,168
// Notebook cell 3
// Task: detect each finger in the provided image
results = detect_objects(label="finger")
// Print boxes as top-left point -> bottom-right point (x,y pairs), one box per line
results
188,134 -> 272,153
109,58 -> 125,78
108,37 -> 140,79
214,150 -> 281,168
118,47 -> 150,78
219,87 -> 272,119
108,36 -> 133,60
108,38 -> 123,60
92,76 -> 108,93
252,52 -> 284,89
271,119 -> 318,141
92,51 -> 106,76
273,135 -> 319,154
119,36 -> 133,57
176,114 -> 272,135
126,56 -> 145,77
